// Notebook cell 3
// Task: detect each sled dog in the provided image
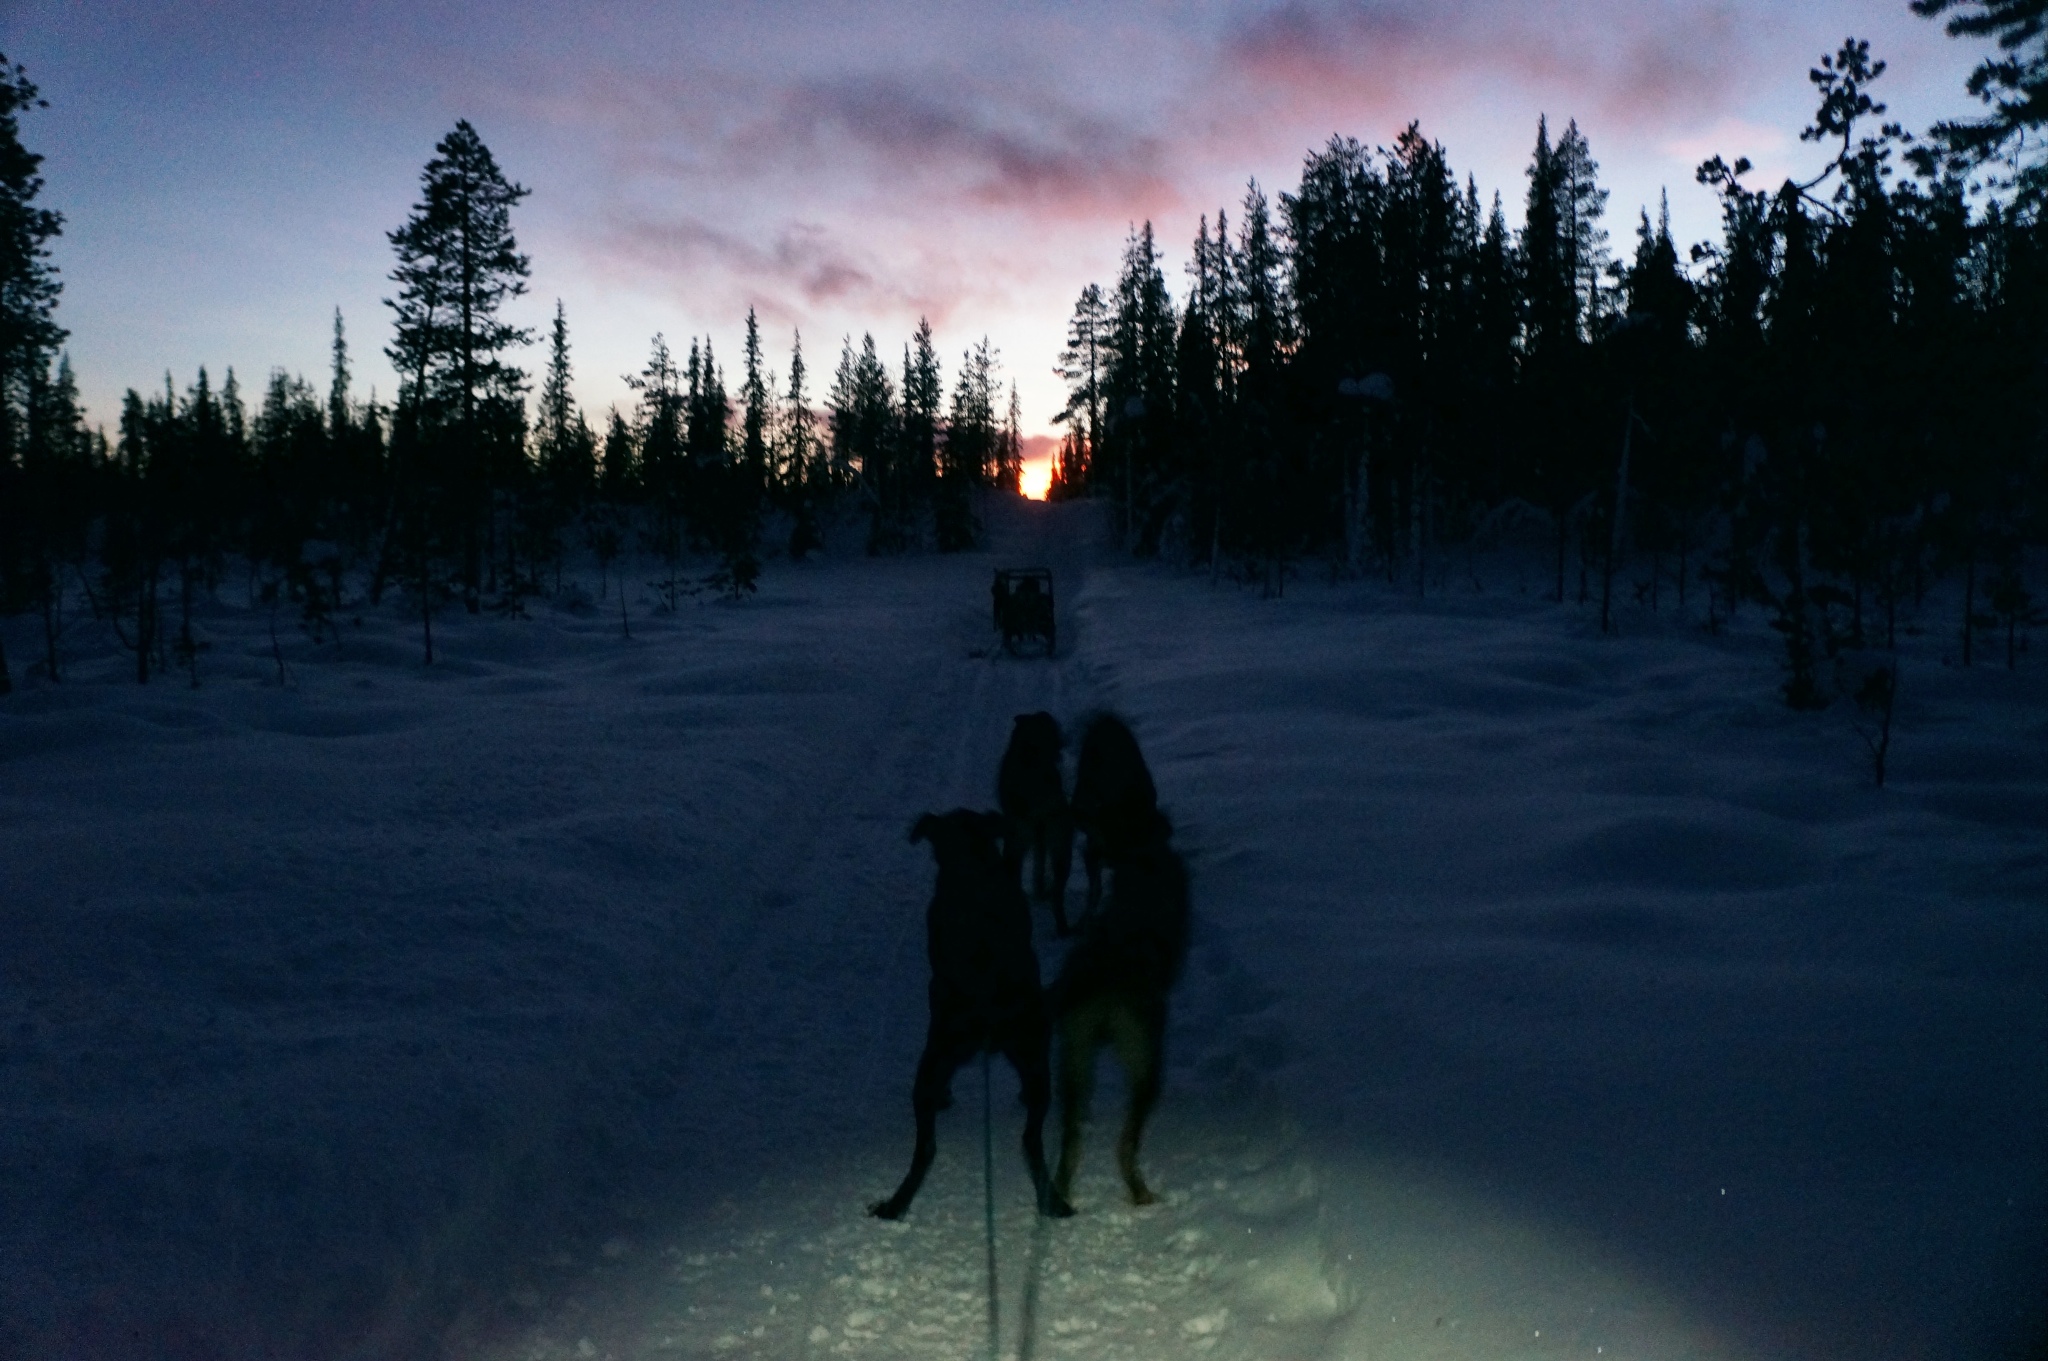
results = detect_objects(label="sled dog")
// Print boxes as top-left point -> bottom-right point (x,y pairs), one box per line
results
870,809 -> 1072,1220
998,711 -> 1076,934
1069,712 -> 1160,922
1051,807 -> 1190,1208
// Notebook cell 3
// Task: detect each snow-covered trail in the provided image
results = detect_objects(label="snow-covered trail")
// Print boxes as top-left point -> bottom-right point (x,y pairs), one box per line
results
0,499 -> 1104,1357
493,502 -> 1350,1361
2,500 -> 2042,1361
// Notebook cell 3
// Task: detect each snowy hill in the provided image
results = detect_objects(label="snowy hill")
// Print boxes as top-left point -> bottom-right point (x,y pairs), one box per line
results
1,498 -> 2042,1360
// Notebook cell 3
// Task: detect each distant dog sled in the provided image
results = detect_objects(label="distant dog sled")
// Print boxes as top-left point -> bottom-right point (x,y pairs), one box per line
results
992,569 -> 1056,656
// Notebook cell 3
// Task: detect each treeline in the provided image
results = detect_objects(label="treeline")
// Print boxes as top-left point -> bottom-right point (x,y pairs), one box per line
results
0,106 -> 1031,687
1051,36 -> 2045,700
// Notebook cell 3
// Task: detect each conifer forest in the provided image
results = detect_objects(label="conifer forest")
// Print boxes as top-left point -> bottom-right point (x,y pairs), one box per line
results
1,21 -> 2044,703
2,6 -> 2047,1359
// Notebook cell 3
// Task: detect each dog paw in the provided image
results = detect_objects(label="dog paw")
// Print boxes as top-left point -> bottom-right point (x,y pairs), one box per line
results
868,1199 -> 906,1221
1044,1194 -> 1076,1219
1128,1186 -> 1158,1207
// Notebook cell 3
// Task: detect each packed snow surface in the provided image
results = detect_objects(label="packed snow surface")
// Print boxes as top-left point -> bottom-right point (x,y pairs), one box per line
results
0,498 -> 2042,1360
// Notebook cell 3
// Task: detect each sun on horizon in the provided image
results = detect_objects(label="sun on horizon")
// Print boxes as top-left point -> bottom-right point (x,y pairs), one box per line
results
1020,454 -> 1053,500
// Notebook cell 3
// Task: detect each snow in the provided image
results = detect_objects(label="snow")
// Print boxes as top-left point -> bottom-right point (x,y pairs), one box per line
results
1,498 -> 2042,1360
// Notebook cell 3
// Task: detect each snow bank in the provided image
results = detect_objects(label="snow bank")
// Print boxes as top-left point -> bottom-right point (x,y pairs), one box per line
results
1,499 -> 2041,1360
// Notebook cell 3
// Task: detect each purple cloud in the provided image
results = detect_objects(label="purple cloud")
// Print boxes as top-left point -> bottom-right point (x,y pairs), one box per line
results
1218,0 -> 1747,130
747,73 -> 1180,217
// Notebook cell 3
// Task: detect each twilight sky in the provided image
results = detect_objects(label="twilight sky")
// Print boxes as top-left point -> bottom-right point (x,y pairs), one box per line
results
3,1 -> 1988,448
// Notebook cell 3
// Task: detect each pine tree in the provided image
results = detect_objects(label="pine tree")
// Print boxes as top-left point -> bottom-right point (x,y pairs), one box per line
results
17,350 -> 91,683
383,120 -> 533,619
782,329 -> 822,558
629,333 -> 688,601
535,301 -> 594,503
937,339 -> 995,549
1912,0 -> 2048,200
902,318 -> 943,516
739,308 -> 769,501
1000,382 -> 1024,493
1102,222 -> 1176,546
0,54 -> 65,694
840,334 -> 899,552
599,406 -> 636,499
1053,283 -> 1109,493
318,312 -> 347,451
1553,121 -> 1611,332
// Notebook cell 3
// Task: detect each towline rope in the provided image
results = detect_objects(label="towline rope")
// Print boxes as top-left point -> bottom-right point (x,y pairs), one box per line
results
982,1048 -> 1000,1361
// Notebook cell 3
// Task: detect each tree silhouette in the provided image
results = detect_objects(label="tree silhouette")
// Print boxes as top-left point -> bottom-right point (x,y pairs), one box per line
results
384,119 -> 532,627
0,54 -> 64,694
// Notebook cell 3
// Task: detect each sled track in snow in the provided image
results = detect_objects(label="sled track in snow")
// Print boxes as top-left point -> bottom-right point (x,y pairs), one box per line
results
482,503 -> 1340,1361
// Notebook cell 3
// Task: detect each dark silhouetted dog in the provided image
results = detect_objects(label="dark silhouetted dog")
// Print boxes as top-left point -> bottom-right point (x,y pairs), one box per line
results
1069,712 -> 1159,923
998,711 -> 1076,935
870,809 -> 1073,1221
1051,807 -> 1190,1208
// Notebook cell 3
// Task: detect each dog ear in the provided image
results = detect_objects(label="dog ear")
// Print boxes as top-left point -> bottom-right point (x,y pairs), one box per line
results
909,813 -> 941,846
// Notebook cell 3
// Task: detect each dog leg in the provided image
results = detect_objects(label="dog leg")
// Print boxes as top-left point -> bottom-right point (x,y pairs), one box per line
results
1052,1007 -> 1104,1204
1081,834 -> 1103,924
1008,1022 -> 1073,1218
1049,813 -> 1074,935
869,1042 -> 963,1220
1112,1009 -> 1165,1207
1002,820 -> 1029,895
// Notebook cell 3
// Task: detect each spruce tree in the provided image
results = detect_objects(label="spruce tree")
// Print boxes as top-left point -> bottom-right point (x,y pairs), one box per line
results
629,333 -> 687,601
739,308 -> 770,503
902,318 -> 943,522
535,301 -> 594,504
783,330 -> 821,558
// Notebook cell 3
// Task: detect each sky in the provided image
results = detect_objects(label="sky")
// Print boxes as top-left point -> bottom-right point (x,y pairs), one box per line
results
1,0 -> 1994,455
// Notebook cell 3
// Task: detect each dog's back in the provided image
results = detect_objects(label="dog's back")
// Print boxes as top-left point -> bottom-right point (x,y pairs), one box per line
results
914,810 -> 1041,1016
1055,816 -> 1189,1012
1070,712 -> 1160,919
1072,713 -> 1157,848
998,712 -> 1065,822
998,712 -> 1075,926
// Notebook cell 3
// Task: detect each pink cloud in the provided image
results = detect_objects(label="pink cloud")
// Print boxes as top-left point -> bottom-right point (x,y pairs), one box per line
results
1216,0 -> 1749,134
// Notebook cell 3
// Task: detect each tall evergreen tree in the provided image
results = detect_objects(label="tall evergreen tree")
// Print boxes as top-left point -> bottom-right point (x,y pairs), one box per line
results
535,300 -> 594,503
0,54 -> 64,694
1000,382 -> 1024,493
384,119 -> 533,618
1102,222 -> 1176,545
937,339 -> 996,549
739,308 -> 770,501
782,329 -> 822,558
1554,119 -> 1612,331
16,351 -> 92,682
629,333 -> 688,599
1053,283 -> 1109,493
